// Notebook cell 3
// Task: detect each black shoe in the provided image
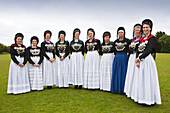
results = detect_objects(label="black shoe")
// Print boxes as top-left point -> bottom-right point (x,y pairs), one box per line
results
78,85 -> 82,89
74,85 -> 78,89
47,86 -> 52,89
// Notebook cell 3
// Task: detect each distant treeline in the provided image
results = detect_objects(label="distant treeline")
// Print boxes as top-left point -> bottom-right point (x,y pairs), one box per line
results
0,31 -> 170,54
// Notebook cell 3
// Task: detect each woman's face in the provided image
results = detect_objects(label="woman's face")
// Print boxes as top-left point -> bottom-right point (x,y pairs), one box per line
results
104,36 -> 110,43
60,34 -> 65,40
45,33 -> 51,41
74,32 -> 80,40
134,27 -> 141,38
88,31 -> 94,39
143,24 -> 151,35
16,37 -> 23,44
118,31 -> 124,38
32,39 -> 37,46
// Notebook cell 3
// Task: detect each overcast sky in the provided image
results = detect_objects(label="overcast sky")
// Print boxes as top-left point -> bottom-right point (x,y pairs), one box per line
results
0,0 -> 170,46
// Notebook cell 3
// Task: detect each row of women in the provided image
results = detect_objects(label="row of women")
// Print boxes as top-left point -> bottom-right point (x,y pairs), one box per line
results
7,19 -> 161,106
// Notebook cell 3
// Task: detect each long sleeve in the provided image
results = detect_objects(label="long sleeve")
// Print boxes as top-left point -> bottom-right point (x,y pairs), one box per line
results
52,48 -> 55,59
27,48 -> 35,65
10,46 -> 19,65
81,42 -> 84,56
84,42 -> 87,54
23,48 -> 28,65
41,43 -> 50,60
63,42 -> 69,58
55,43 -> 62,58
139,37 -> 156,60
97,40 -> 102,55
38,49 -> 44,65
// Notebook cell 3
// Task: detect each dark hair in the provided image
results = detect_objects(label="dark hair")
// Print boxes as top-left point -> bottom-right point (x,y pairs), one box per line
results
133,23 -> 142,38
142,19 -> 153,32
117,27 -> 125,38
87,28 -> 95,39
14,33 -> 24,44
103,31 -> 111,44
44,30 -> 52,40
58,30 -> 66,40
73,28 -> 81,41
30,36 -> 39,45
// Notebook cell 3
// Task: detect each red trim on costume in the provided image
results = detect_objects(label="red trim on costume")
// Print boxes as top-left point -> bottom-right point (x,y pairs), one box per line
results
140,35 -> 154,43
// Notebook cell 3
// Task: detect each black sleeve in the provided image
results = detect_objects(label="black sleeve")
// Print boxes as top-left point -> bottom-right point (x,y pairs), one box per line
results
41,43 -> 50,60
10,46 -> 20,65
63,42 -> 69,58
52,46 -> 55,59
97,40 -> 102,55
55,43 -> 62,58
127,40 -> 131,57
70,43 -> 73,55
113,41 -> 117,55
27,48 -> 35,65
23,48 -> 28,65
139,37 -> 156,60
81,42 -> 84,56
84,41 -> 87,54
128,40 -> 133,55
38,48 -> 44,65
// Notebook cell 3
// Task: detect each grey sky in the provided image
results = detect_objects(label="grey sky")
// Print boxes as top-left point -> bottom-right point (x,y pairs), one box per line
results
0,0 -> 170,46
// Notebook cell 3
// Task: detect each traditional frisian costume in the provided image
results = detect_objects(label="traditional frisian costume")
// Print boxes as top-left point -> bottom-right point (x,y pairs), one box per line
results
111,27 -> 130,94
7,33 -> 30,94
68,28 -> 84,89
83,28 -> 102,89
41,30 -> 55,89
133,19 -> 161,105
100,31 -> 115,91
27,36 -> 44,91
54,30 -> 70,88
124,24 -> 142,97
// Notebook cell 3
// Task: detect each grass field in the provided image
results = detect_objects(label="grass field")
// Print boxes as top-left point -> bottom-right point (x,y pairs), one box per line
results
0,53 -> 169,113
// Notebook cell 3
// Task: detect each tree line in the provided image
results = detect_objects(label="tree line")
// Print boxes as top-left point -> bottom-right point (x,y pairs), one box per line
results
0,31 -> 170,54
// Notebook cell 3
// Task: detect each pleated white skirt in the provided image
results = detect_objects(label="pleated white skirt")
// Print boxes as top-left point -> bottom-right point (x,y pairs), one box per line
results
68,52 -> 84,85
100,53 -> 114,91
124,53 -> 137,96
131,54 -> 161,105
28,56 -> 43,91
42,52 -> 55,86
7,56 -> 30,94
83,51 -> 100,89
54,53 -> 69,87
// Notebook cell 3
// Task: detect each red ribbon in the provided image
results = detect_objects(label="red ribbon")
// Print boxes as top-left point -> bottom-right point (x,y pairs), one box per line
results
140,35 -> 154,43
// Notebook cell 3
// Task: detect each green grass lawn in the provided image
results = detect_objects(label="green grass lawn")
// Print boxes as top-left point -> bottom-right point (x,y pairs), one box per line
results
0,53 -> 169,113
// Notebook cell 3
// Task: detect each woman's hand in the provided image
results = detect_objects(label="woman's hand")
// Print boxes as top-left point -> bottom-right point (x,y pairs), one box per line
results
136,62 -> 140,68
18,63 -> 24,67
60,56 -> 64,61
49,59 -> 54,63
34,64 -> 40,67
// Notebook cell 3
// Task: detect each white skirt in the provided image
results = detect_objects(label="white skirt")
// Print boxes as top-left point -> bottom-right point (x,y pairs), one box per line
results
7,56 -> 30,94
124,53 -> 137,96
68,52 -> 84,85
131,54 -> 161,105
83,51 -> 100,89
54,53 -> 69,87
28,56 -> 43,91
42,52 -> 55,86
100,53 -> 114,91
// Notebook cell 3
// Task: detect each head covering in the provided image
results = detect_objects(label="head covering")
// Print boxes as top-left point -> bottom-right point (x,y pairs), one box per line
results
103,31 -> 111,44
142,19 -> 153,32
132,23 -> 142,39
30,36 -> 39,45
87,28 -> 95,40
73,28 -> 81,41
58,30 -> 66,40
44,30 -> 52,40
117,27 -> 125,39
14,33 -> 24,44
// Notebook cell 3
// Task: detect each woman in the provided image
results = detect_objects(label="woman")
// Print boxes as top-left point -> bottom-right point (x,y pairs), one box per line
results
54,30 -> 69,88
27,36 -> 44,91
100,31 -> 115,91
135,19 -> 161,105
83,28 -> 102,90
7,33 -> 30,94
111,27 -> 130,94
124,24 -> 142,97
69,28 -> 84,89
41,30 -> 55,89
